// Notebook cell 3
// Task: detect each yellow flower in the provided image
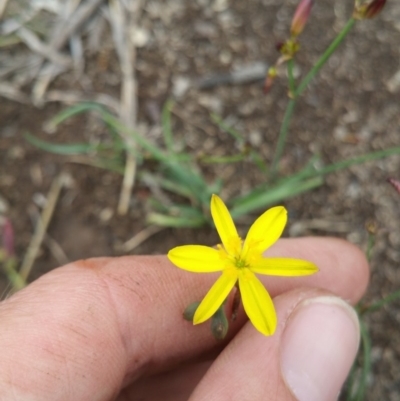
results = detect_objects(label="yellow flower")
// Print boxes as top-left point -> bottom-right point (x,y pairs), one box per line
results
168,194 -> 318,336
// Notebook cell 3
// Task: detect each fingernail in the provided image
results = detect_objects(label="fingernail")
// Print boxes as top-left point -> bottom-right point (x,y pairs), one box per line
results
281,296 -> 360,401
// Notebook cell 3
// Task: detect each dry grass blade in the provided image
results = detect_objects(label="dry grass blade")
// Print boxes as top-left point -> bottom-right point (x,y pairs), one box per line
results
44,234 -> 69,266
16,26 -> 72,67
117,226 -> 164,253
0,83 -> 29,103
33,63 -> 67,104
49,0 -> 104,51
32,0 -> 106,103
108,0 -> 143,215
44,90 -> 120,114
19,172 -> 69,281
0,0 -> 10,20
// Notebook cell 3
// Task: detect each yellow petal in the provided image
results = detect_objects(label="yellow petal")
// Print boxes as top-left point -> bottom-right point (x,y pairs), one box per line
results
238,270 -> 277,336
211,194 -> 240,255
251,257 -> 319,276
193,270 -> 237,324
243,206 -> 287,254
168,245 -> 225,272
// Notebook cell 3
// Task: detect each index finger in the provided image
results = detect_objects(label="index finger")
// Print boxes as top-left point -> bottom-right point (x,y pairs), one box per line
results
0,237 -> 368,401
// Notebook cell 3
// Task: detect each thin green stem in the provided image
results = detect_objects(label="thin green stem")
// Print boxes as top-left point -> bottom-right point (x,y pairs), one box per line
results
2,257 -> 26,291
270,18 -> 356,177
366,231 -> 375,263
359,289 -> 400,315
354,320 -> 372,401
295,18 -> 356,97
270,98 -> 296,175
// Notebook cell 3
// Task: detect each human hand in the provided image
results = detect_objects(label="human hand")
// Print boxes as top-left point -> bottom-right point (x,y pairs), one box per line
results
0,237 -> 368,401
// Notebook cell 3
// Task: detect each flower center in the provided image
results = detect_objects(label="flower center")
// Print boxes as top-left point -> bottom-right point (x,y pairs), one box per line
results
234,258 -> 248,269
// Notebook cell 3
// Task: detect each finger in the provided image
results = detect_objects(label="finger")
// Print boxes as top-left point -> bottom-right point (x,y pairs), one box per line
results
0,238 -> 368,401
117,361 -> 212,401
189,289 -> 360,401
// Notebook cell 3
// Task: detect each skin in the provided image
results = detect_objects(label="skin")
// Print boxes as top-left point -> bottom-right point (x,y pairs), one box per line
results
0,237 -> 369,401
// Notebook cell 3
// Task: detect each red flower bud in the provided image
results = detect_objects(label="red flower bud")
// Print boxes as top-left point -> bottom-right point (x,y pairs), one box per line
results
276,41 -> 285,52
353,0 -> 387,19
364,0 -> 386,18
290,0 -> 314,37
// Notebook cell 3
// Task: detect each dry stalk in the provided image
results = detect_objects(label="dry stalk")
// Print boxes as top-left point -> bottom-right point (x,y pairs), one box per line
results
0,0 -> 10,20
44,90 -> 120,114
16,26 -> 72,67
118,226 -> 164,253
32,0 -> 106,103
44,234 -> 70,266
19,172 -> 68,281
0,83 -> 29,103
108,0 -> 143,215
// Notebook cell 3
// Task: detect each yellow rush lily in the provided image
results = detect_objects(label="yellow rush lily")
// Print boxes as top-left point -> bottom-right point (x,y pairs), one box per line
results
167,194 -> 318,336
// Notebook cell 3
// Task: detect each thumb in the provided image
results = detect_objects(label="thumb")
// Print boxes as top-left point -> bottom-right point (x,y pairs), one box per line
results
188,288 -> 360,401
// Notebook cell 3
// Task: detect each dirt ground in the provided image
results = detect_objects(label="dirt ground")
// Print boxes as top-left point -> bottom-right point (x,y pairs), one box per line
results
1,0 -> 400,399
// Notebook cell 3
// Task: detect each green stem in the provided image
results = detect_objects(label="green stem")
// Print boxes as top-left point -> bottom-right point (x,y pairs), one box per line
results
359,289 -> 400,315
270,98 -> 296,176
295,18 -> 356,97
354,320 -> 372,401
270,18 -> 356,177
2,258 -> 26,291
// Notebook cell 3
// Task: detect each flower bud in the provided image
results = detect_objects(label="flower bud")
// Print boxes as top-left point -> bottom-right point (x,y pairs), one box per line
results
290,0 -> 314,37
353,0 -> 387,19
264,66 -> 277,94
211,306 -> 229,340
183,301 -> 200,321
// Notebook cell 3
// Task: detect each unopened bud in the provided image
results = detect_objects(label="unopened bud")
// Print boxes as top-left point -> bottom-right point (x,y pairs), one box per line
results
183,301 -> 200,321
211,306 -> 229,340
276,41 -> 285,52
291,0 -> 314,37
365,219 -> 377,235
353,0 -> 387,19
264,67 -> 277,94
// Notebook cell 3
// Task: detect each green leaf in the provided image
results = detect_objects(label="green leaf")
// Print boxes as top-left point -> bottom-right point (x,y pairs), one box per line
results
359,289 -> 400,315
147,212 -> 206,228
45,102 -> 105,131
211,113 -> 244,142
230,176 -> 323,218
24,132 -> 97,155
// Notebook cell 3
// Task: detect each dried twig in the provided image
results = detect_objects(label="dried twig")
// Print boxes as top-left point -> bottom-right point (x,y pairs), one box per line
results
49,0 -> 104,51
32,0 -> 106,103
108,0 -> 143,215
16,26 -> 72,67
33,63 -> 68,104
19,173 -> 68,281
44,90 -> 120,114
44,234 -> 70,266
0,0 -> 10,20
0,83 -> 29,103
117,225 -> 164,253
